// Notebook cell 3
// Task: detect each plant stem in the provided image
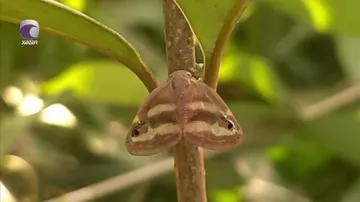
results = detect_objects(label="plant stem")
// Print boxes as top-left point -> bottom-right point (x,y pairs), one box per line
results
162,0 -> 197,77
162,0 -> 207,202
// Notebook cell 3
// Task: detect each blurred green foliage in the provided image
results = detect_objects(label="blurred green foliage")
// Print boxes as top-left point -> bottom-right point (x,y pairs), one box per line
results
0,0 -> 360,202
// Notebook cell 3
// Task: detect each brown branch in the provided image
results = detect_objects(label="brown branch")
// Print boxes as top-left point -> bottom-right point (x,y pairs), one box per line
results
44,152 -> 219,202
44,158 -> 175,202
162,0 -> 207,202
299,84 -> 360,120
163,0 -> 197,77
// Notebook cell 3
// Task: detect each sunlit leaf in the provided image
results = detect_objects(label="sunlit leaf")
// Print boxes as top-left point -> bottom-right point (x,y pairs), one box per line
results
266,0 -> 360,35
300,0 -> 333,32
61,0 -> 86,11
0,0 -> 158,91
42,61 -> 149,106
266,146 -> 289,163
219,48 -> 287,103
250,59 -> 278,102
219,53 -> 239,81
211,189 -> 239,202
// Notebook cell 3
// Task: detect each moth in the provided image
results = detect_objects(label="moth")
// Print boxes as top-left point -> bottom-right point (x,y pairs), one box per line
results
125,70 -> 243,156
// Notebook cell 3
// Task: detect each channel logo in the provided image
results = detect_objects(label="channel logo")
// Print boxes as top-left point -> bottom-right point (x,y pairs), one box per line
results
20,19 -> 39,45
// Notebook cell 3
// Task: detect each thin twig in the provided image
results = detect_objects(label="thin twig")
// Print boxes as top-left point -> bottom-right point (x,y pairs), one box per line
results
44,158 -> 174,202
162,0 -> 207,202
204,0 -> 248,88
162,0 -> 197,77
300,84 -> 360,120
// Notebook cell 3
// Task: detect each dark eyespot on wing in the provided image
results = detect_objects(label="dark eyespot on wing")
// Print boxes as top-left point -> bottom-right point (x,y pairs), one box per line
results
130,121 -> 148,137
132,127 -> 140,137
125,73 -> 179,156
183,80 -> 244,150
227,120 -> 234,129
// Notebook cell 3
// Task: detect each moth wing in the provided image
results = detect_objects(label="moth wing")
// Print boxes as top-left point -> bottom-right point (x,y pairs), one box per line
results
184,80 -> 243,151
125,82 -> 182,156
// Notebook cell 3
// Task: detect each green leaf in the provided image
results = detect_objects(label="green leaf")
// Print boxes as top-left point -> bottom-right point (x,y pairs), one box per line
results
61,0 -> 86,11
219,48 -> 288,104
41,61 -> 149,106
335,35 -> 360,83
227,102 -> 299,148
268,135 -> 333,181
207,159 -> 241,189
343,178 -> 360,202
0,114 -> 38,156
266,0 -> 360,36
266,146 -> 290,163
0,0 -> 158,91
176,0 -> 248,86
211,188 -> 240,202
305,108 -> 360,166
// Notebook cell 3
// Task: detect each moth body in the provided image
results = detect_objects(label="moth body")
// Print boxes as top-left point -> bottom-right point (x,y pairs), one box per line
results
126,70 -> 243,156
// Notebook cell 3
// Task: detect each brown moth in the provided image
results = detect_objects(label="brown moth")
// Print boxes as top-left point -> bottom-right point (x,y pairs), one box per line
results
125,70 -> 243,156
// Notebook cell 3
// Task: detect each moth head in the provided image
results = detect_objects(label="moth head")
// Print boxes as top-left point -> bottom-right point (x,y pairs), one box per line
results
169,70 -> 192,79
169,70 -> 194,91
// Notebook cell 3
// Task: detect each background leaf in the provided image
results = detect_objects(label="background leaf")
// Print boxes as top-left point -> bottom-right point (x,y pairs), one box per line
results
303,107 -> 360,165
0,0 -> 157,90
335,35 -> 360,83
0,114 -> 37,156
176,0 -> 247,84
343,179 -> 360,202
176,0 -> 245,56
1,0 -> 360,201
219,47 -> 288,104
266,0 -> 360,35
42,61 -> 149,106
